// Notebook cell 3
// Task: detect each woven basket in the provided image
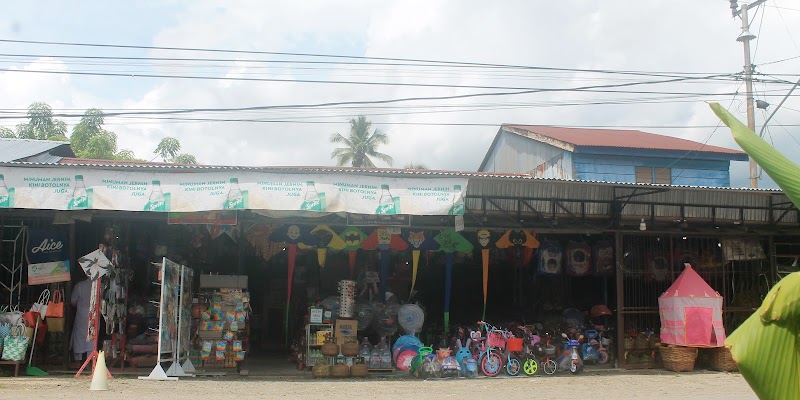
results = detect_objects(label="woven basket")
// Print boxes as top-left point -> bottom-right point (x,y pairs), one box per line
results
708,347 -> 737,372
350,363 -> 369,377
635,335 -> 649,350
331,363 -> 350,378
321,342 -> 340,357
312,363 -> 331,378
341,343 -> 359,357
624,337 -> 635,350
660,344 -> 698,372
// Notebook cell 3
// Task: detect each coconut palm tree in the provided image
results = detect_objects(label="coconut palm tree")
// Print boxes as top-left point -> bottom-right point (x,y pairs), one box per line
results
330,116 -> 393,167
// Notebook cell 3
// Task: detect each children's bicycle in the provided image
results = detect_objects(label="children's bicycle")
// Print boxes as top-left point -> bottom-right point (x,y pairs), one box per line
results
539,332 -> 558,375
518,325 -> 540,376
475,321 -> 505,377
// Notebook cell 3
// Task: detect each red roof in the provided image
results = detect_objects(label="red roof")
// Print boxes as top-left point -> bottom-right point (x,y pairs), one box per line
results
660,264 -> 721,298
503,125 -> 745,155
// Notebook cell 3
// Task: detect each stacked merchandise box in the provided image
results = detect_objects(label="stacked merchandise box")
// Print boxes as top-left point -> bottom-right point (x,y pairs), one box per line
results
194,286 -> 251,369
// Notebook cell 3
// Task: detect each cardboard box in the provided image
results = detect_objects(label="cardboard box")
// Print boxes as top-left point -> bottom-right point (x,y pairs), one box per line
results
334,319 -> 358,345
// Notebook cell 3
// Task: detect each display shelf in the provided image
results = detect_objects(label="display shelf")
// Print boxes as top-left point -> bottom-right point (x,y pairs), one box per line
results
305,323 -> 333,367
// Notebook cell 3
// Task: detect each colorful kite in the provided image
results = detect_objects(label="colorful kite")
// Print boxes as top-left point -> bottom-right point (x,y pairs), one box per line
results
299,225 -> 346,268
434,229 -> 474,332
474,229 -> 495,320
496,229 -> 540,265
269,224 -> 311,343
340,226 -> 368,278
401,229 -> 440,298
361,228 -> 408,303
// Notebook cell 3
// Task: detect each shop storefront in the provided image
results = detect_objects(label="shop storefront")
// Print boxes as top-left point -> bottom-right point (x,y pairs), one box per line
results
0,161 -> 797,378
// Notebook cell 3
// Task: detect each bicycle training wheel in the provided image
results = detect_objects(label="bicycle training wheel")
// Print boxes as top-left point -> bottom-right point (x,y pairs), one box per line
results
506,356 -> 521,376
522,358 -> 538,376
481,352 -> 503,377
543,359 -> 557,375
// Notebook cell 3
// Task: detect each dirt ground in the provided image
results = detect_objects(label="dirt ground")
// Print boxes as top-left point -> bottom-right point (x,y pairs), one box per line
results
0,370 -> 756,400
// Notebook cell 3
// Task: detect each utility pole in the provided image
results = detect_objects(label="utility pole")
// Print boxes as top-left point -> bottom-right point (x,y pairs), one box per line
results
732,0 -> 766,188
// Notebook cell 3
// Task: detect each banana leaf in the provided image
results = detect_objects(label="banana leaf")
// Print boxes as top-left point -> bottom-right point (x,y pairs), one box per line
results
724,272 -> 800,400
709,102 -> 800,206
711,102 -> 800,400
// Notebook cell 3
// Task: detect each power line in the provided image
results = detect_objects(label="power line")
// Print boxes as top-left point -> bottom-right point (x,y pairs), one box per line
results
0,66 -> 739,93
0,73 -> 742,120
0,38 -> 739,78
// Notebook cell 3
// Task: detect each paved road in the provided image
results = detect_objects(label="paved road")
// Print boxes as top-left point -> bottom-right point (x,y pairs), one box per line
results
0,370 -> 756,400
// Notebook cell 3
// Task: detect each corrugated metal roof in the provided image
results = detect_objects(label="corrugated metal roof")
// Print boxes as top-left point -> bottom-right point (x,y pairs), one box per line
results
2,158 -> 779,194
0,138 -> 73,162
503,125 -> 746,155
0,159 -> 791,225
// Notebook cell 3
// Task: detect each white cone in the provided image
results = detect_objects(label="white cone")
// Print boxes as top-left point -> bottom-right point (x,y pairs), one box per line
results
89,351 -> 109,391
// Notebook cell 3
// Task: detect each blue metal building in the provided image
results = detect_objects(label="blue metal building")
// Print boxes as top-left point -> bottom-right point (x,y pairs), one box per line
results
478,125 -> 749,187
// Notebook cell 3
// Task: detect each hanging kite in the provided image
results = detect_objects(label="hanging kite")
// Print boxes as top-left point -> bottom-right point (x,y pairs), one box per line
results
361,228 -> 408,303
299,225 -> 346,268
474,229 -> 495,320
434,229 -> 474,332
496,229 -> 540,265
340,226 -> 368,278
401,229 -> 440,299
269,224 -> 312,344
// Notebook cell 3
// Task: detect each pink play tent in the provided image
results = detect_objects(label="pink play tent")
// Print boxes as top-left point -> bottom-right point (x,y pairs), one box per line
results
658,264 -> 726,347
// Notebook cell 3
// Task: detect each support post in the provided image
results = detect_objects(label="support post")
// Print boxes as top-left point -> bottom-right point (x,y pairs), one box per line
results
615,231 -> 625,367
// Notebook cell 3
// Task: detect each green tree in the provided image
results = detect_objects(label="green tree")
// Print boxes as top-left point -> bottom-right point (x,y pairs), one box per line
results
82,133 -> 118,160
70,108 -> 105,154
404,162 -> 429,170
0,127 -> 15,138
330,116 -> 393,167
70,108 -> 135,161
15,102 -> 68,140
154,137 -> 181,162
173,153 -> 198,164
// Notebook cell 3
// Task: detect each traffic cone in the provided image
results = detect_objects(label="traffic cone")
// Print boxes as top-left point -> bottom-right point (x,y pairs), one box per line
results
89,351 -> 110,391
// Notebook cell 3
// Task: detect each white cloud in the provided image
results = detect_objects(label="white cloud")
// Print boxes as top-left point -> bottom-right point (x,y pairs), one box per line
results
1,0 -> 799,190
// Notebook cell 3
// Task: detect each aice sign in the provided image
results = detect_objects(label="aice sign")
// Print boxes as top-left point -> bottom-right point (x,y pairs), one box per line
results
31,238 -> 64,254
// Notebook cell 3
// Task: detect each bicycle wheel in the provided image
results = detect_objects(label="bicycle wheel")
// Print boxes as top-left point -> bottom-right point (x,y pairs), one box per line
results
506,356 -> 521,376
481,352 -> 503,377
543,359 -> 557,375
597,350 -> 610,365
522,358 -> 538,376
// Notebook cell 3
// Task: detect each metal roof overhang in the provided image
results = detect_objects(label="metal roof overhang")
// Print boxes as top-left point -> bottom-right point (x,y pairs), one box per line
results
0,161 -> 794,234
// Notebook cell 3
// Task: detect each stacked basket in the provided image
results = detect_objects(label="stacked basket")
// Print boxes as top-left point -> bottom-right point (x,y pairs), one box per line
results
659,344 -> 698,372
708,346 -> 737,372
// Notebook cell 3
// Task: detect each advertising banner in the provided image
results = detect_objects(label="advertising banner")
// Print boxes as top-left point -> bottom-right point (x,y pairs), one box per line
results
27,229 -> 70,285
0,167 -> 467,216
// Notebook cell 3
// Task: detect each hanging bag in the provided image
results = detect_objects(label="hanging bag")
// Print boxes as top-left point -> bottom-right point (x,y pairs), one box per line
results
2,323 -> 30,361
30,289 -> 50,320
46,289 -> 65,318
4,305 -> 23,326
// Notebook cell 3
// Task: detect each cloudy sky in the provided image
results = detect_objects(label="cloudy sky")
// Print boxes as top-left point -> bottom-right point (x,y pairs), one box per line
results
1,1 -> 799,188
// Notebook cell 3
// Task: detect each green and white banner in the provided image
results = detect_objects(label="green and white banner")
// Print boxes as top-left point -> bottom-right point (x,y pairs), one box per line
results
0,167 -> 468,216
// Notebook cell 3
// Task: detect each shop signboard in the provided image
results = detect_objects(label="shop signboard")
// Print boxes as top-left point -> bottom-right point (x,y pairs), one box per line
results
26,229 -> 70,285
0,166 -> 467,216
